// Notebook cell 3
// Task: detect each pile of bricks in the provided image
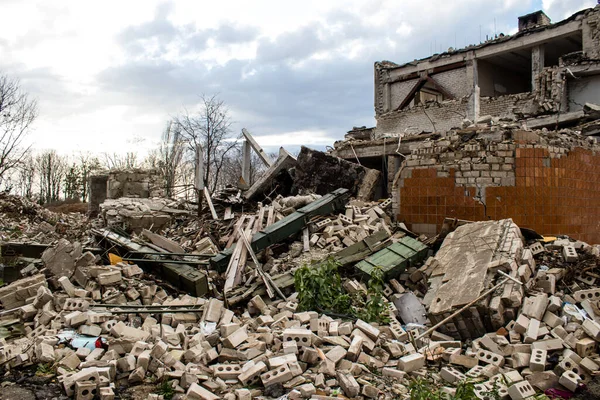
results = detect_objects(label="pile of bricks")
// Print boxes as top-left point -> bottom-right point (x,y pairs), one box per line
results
307,198 -> 393,252
1,218 -> 600,399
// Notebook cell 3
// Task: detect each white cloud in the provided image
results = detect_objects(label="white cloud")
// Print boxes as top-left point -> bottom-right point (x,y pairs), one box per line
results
0,0 -> 595,159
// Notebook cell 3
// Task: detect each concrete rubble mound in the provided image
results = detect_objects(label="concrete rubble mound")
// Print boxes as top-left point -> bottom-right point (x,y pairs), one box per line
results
1,120 -> 600,399
1,180 -> 600,400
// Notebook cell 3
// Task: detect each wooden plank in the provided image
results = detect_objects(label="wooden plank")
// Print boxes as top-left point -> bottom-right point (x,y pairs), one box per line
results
238,227 -> 275,299
303,228 -> 310,252
233,217 -> 255,287
242,128 -> 273,167
142,229 -> 185,254
254,204 -> 265,233
203,187 -> 219,220
224,238 -> 244,293
226,216 -> 246,249
266,206 -> 275,227
224,207 -> 234,220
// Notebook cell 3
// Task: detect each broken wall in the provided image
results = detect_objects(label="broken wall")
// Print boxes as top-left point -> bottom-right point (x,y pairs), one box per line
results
107,169 -> 164,199
568,75 -> 600,110
293,146 -> 381,201
394,128 -> 600,244
376,99 -> 469,135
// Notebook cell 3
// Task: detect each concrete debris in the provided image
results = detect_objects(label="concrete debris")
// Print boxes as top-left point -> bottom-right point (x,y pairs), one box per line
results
98,197 -> 193,233
1,133 -> 600,399
2,205 -> 600,400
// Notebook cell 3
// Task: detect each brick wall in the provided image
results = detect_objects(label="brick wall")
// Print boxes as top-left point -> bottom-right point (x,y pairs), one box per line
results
479,93 -> 539,118
376,99 -> 468,135
398,136 -> 600,244
390,78 -> 419,110
432,67 -> 470,98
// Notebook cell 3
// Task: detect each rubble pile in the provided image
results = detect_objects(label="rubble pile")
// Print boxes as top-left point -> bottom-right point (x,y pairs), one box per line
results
0,193 -> 88,243
1,215 -> 600,399
98,198 -> 193,234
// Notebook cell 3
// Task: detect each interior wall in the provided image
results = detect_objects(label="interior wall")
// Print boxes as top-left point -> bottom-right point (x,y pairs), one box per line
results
478,59 -> 531,97
568,75 -> 600,111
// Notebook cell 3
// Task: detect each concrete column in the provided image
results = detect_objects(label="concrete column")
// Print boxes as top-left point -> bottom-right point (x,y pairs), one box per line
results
383,83 -> 391,113
466,57 -> 480,122
582,11 -> 600,60
241,140 -> 251,185
531,45 -> 545,91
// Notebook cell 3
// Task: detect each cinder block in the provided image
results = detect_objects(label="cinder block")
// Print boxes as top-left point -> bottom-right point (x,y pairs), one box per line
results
529,348 -> 547,372
337,372 -> 360,397
99,387 -> 115,400
212,363 -> 242,379
507,381 -> 535,399
476,349 -> 504,367
563,246 -> 578,263
355,319 -> 380,340
559,370 -> 582,392
261,364 -> 294,386
465,365 -> 485,378
514,314 -> 530,334
187,383 -> 219,400
382,367 -> 406,380
223,328 -> 248,348
440,366 -> 466,383
398,353 -> 425,372
524,319 -> 540,344
283,328 -> 312,347
582,319 -> 600,341
580,357 -> 600,374
576,337 -> 596,358
74,381 -> 97,400
238,361 -> 267,385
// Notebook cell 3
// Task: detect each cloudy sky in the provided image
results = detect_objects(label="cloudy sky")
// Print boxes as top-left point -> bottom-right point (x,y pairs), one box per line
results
0,0 -> 595,156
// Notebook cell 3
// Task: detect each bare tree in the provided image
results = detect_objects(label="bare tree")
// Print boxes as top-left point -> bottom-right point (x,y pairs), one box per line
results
103,152 -> 140,170
148,121 -> 186,198
36,150 -> 66,204
0,73 -> 38,185
219,143 -> 267,188
174,94 -> 239,194
16,154 -> 35,199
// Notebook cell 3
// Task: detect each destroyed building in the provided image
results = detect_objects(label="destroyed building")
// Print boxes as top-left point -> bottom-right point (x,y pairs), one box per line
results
334,6 -> 600,244
4,6 -> 600,400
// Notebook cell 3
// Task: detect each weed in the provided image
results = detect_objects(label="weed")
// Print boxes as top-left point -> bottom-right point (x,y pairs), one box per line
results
408,378 -> 500,400
35,363 -> 55,376
294,257 -> 389,323
156,379 -> 175,400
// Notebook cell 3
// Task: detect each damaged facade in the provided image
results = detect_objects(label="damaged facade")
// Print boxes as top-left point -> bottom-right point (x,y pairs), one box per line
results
334,6 -> 600,243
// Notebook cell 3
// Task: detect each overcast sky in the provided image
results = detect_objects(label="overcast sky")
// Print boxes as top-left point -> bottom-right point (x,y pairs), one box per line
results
0,0 -> 595,156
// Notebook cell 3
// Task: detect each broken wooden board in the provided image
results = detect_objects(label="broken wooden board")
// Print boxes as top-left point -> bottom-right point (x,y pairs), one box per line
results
142,229 -> 185,254
211,188 -> 351,271
226,270 -> 295,305
354,235 -> 428,279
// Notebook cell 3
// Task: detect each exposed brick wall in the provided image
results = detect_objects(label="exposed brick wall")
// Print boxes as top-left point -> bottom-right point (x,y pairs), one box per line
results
398,140 -> 600,244
479,93 -> 539,118
390,78 -> 419,110
432,67 -> 470,98
376,99 -> 468,135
